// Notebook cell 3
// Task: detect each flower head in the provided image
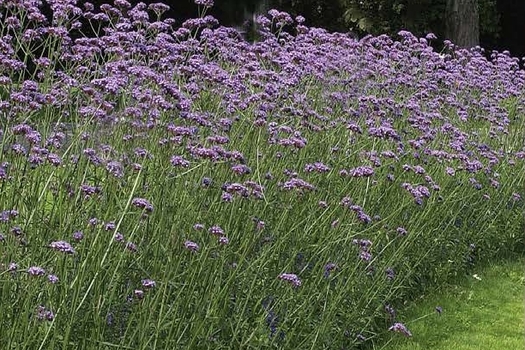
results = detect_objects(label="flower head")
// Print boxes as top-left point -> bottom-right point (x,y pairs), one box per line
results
132,198 -> 154,213
141,279 -> 156,289
184,240 -> 199,252
28,266 -> 46,276
389,322 -> 412,337
49,241 -> 75,254
278,273 -> 301,287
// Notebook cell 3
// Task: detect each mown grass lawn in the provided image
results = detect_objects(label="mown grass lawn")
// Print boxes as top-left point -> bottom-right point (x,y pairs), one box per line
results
379,258 -> 525,350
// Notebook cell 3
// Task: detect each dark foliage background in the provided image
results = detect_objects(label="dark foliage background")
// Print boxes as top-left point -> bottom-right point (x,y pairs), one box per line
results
50,0 -> 525,59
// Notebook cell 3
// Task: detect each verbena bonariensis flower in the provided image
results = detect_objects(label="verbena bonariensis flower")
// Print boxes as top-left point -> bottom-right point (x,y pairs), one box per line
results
388,322 -> 412,337
132,198 -> 153,213
47,274 -> 59,284
106,160 -> 124,178
72,231 -> 84,241
49,240 -> 75,254
35,305 -> 55,321
0,209 -> 18,223
396,227 -> 408,236
28,266 -> 46,276
304,162 -> 330,173
141,279 -> 156,289
281,178 -> 315,192
231,163 -> 251,175
8,262 -> 18,272
208,225 -> 224,236
184,240 -> 199,252
278,273 -> 301,287
170,155 -> 190,168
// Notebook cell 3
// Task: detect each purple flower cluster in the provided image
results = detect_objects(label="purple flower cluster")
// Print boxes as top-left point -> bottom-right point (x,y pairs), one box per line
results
281,178 -> 315,192
304,162 -> 330,173
278,273 -> 301,287
184,240 -> 199,252
132,197 -> 154,213
401,183 -> 431,204
48,241 -> 75,254
353,239 -> 373,262
388,322 -> 412,337
35,305 -> 55,321
340,166 -> 375,177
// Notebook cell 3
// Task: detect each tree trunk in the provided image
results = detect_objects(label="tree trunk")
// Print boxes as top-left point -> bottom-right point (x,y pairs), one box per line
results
445,0 -> 479,48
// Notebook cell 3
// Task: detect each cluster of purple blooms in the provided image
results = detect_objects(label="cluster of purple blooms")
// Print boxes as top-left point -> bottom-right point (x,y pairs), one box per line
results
278,273 -> 302,287
353,239 -> 373,262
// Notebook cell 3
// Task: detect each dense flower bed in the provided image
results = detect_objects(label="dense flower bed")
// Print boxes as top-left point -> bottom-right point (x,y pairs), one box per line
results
0,1 -> 523,348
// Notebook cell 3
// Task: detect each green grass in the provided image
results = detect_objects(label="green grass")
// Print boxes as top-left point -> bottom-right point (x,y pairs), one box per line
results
378,258 -> 525,350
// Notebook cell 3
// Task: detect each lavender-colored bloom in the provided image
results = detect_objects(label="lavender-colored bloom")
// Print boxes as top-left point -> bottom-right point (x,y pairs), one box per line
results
106,160 -> 124,178
256,220 -> 265,231
134,289 -> 144,299
35,305 -> 55,321
340,196 -> 353,207
134,147 -> 152,159
47,274 -> 59,284
8,262 -> 18,272
88,218 -> 100,227
0,209 -> 18,223
195,0 -> 214,7
388,322 -> 412,337
171,155 -> 190,168
125,241 -> 137,252
141,279 -> 156,288
184,240 -> 199,252
359,250 -> 372,261
201,177 -> 212,187
193,223 -> 205,230
11,226 -> 22,236
413,165 -> 426,174
231,164 -> 251,175
218,236 -> 229,245
114,232 -> 125,242
209,225 -> 224,236
28,266 -> 46,276
132,198 -> 153,213
49,241 -> 75,254
47,153 -> 62,166
348,166 -> 375,177
221,192 -> 233,202
281,178 -> 315,191
396,227 -> 408,236
435,306 -> 443,315
80,184 -> 101,198
278,273 -> 301,287
72,231 -> 84,241
304,162 -> 330,173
